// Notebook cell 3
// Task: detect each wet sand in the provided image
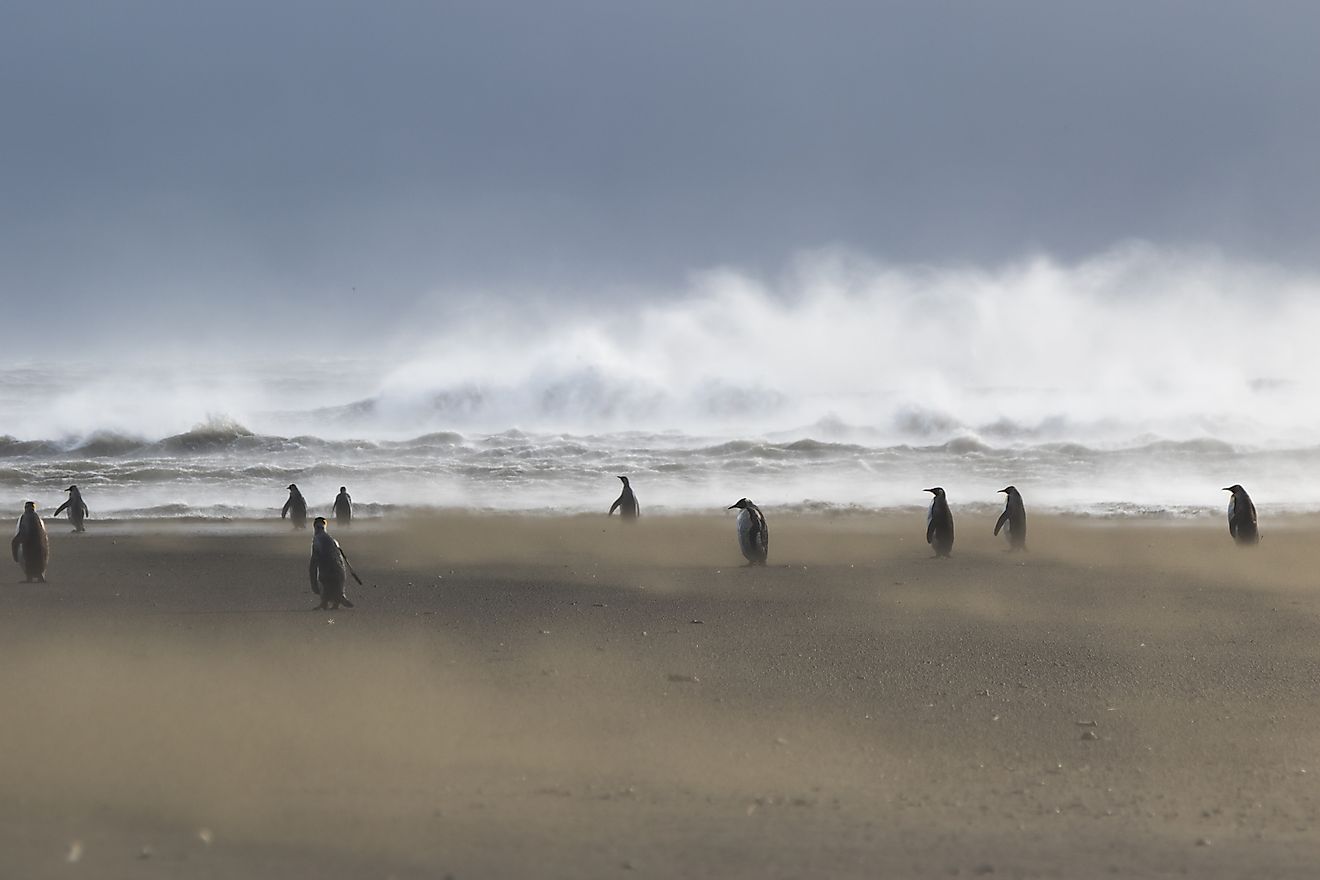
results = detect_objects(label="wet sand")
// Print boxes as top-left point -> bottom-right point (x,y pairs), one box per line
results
1,512 -> 1318,878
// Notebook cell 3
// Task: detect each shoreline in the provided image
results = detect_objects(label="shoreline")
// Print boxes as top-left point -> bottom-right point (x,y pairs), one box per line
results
24,505 -> 1320,537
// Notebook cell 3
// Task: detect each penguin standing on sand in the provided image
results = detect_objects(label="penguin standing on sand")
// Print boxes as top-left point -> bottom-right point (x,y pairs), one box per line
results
728,498 -> 769,565
334,486 -> 352,527
11,502 -> 50,582
310,517 -> 360,610
1223,484 -> 1259,546
924,487 -> 955,557
53,485 -> 89,532
282,484 -> 308,529
993,485 -> 1027,550
608,476 -> 640,520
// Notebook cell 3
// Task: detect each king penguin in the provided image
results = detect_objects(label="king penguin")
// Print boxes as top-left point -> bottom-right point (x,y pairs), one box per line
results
728,498 -> 769,565
309,516 -> 361,610
12,501 -> 50,583
53,485 -> 89,532
924,487 -> 955,557
609,476 -> 640,520
334,486 -> 352,527
282,483 -> 308,529
993,485 -> 1027,550
1222,484 -> 1259,546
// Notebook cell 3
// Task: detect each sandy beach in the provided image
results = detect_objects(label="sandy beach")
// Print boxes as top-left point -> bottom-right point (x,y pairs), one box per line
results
1,511 -> 1317,878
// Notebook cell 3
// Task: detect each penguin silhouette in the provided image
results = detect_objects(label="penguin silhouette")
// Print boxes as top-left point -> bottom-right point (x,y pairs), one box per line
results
1222,484 -> 1259,546
994,485 -> 1027,551
727,498 -> 769,565
924,487 -> 954,557
609,476 -> 639,520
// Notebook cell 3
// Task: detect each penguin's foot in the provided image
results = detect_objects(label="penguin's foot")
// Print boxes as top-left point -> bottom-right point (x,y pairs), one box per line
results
339,599 -> 355,608
37,576 -> 47,583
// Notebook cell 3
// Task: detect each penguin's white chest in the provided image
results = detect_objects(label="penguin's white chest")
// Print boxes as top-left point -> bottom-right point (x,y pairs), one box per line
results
736,508 -> 754,548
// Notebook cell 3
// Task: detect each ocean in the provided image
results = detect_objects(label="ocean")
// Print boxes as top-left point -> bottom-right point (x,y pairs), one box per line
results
3,250 -> 1317,520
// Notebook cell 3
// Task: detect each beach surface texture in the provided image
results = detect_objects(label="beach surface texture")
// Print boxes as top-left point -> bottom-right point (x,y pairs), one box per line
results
1,512 -> 1317,878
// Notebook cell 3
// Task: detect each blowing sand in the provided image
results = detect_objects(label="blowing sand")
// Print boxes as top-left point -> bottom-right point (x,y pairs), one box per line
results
1,511 -> 1317,878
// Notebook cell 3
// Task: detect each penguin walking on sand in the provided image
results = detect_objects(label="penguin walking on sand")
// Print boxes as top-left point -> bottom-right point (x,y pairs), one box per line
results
728,498 -> 769,565
1223,484 -> 1259,546
334,486 -> 352,527
994,485 -> 1027,551
309,517 -> 361,610
12,502 -> 50,582
609,476 -> 640,520
925,487 -> 955,557
282,484 -> 308,529
53,485 -> 89,532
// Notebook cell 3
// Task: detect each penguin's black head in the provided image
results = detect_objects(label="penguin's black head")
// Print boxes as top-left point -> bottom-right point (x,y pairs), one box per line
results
65,485 -> 77,493
728,498 -> 751,510
23,501 -> 35,511
340,486 -> 347,493
287,484 -> 298,491
313,516 -> 327,530
923,487 -> 945,498
998,485 -> 1016,495
1222,484 -> 1244,494
618,476 -> 629,485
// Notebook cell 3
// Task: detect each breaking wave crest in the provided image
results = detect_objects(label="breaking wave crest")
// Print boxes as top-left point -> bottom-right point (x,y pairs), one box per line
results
4,246 -> 1320,515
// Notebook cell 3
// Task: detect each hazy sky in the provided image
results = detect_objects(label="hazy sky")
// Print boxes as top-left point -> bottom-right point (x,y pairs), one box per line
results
3,1 -> 1318,352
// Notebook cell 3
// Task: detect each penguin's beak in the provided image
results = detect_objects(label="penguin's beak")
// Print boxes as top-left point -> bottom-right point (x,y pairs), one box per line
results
727,502 -> 740,509
1221,487 -> 1231,492
923,488 -> 936,494
998,487 -> 1009,494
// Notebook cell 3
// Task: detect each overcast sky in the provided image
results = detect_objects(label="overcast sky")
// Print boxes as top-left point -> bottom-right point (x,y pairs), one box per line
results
3,1 -> 1318,353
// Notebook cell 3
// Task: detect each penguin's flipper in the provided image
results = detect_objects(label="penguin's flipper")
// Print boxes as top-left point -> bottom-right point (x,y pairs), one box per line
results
926,519 -> 937,545
994,510 -> 1009,537
339,548 -> 363,585
609,497 -> 621,516
10,533 -> 20,564
53,500 -> 70,517
309,558 -> 321,594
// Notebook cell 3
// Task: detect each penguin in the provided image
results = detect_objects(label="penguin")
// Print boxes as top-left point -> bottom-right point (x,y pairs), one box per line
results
309,517 -> 361,610
727,498 -> 769,565
924,487 -> 955,557
608,476 -> 640,520
282,483 -> 308,529
1222,484 -> 1259,546
334,486 -> 352,527
11,501 -> 50,583
993,485 -> 1027,550
53,485 -> 89,532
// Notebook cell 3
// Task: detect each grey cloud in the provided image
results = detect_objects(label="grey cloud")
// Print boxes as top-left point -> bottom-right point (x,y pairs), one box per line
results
2,1 -> 1318,352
